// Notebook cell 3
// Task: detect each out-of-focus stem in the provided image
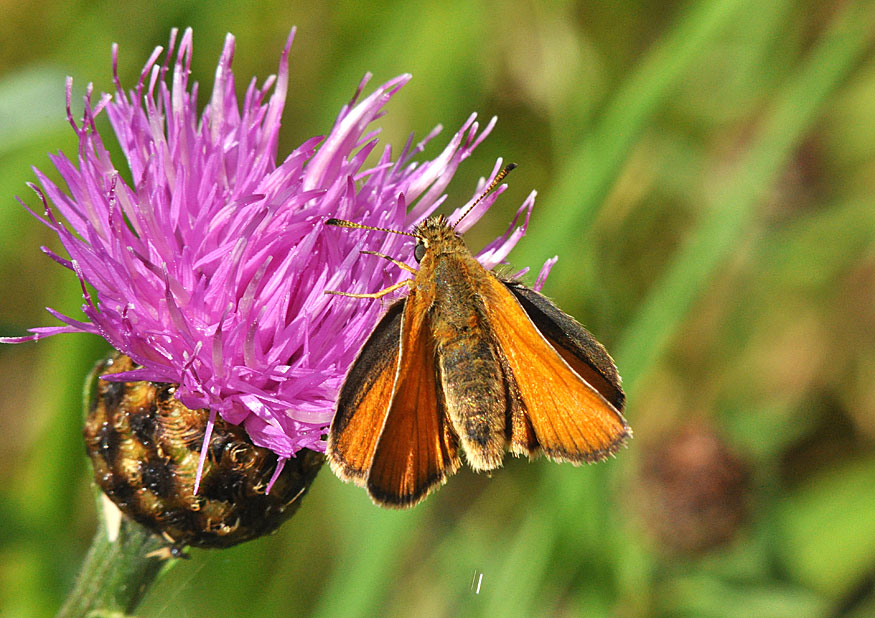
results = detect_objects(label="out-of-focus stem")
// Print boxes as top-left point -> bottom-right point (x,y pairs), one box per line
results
57,508 -> 175,617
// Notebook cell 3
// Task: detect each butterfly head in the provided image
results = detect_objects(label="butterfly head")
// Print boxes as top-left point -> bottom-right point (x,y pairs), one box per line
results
412,215 -> 466,262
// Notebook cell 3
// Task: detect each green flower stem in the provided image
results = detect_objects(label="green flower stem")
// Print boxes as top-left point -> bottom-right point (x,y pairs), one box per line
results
57,357 -> 177,617
57,512 -> 174,618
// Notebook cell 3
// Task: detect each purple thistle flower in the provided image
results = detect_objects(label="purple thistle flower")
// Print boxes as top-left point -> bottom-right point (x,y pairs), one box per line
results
3,28 -> 549,477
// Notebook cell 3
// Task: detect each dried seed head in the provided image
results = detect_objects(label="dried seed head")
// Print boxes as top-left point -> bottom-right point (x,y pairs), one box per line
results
84,353 -> 323,549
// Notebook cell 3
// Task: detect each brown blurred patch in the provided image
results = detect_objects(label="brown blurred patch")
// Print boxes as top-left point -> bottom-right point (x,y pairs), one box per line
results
635,421 -> 751,555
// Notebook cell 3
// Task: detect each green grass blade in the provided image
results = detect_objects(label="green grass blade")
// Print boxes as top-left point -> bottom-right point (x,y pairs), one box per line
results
516,0 -> 754,275
616,0 -> 875,395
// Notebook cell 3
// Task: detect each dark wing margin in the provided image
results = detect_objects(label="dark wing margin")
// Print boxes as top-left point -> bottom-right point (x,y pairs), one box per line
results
328,300 -> 405,484
503,280 -> 625,412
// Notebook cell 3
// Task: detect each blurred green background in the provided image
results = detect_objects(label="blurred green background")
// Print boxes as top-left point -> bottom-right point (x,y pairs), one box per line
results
1,1 -> 874,616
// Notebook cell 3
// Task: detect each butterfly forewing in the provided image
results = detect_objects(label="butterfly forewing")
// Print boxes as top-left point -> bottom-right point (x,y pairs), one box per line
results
482,277 -> 629,463
328,300 -> 405,484
504,281 -> 625,411
367,290 -> 461,507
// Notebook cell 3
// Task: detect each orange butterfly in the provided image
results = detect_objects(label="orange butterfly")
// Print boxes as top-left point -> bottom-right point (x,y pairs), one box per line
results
326,164 -> 629,508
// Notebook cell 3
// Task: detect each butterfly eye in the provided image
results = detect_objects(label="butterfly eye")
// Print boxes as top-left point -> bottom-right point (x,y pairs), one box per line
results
414,241 -> 427,263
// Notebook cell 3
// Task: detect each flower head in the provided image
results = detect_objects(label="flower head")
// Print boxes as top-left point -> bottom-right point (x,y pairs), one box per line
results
4,28 -> 544,469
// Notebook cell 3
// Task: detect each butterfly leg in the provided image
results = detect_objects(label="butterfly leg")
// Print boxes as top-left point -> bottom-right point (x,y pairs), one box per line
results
360,251 -> 418,274
325,278 -> 411,300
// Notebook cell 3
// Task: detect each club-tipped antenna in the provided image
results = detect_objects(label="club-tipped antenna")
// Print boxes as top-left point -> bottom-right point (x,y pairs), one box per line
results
452,162 -> 517,230
324,218 -> 418,238
326,162 -> 517,236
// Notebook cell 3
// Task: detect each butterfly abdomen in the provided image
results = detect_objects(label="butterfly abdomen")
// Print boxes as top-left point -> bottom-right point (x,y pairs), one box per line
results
429,254 -> 507,471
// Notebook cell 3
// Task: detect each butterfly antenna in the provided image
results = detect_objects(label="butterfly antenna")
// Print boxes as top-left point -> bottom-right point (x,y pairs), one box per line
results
325,218 -> 418,238
452,162 -> 517,230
